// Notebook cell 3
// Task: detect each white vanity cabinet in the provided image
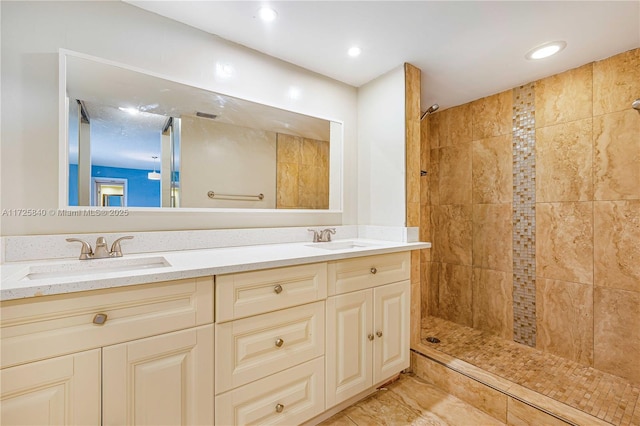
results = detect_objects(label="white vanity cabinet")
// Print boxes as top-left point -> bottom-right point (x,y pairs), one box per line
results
325,252 -> 411,408
0,277 -> 214,426
214,263 -> 327,425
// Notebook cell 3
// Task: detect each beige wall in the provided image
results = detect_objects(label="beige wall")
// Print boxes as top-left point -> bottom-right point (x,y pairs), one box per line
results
421,48 -> 640,384
357,65 -> 407,226
180,115 -> 277,209
275,134 -> 329,209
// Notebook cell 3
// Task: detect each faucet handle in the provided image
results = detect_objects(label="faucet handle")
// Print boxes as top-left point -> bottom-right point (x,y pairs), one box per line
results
66,238 -> 93,260
307,228 -> 321,243
110,236 -> 134,257
322,228 -> 337,242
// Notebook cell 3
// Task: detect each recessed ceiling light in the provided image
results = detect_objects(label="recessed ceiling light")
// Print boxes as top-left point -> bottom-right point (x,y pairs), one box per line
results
216,62 -> 234,78
258,7 -> 277,22
347,46 -> 362,57
525,41 -> 567,60
288,87 -> 301,99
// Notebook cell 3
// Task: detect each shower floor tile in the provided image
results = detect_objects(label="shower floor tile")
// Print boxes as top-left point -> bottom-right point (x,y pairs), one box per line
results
421,315 -> 640,426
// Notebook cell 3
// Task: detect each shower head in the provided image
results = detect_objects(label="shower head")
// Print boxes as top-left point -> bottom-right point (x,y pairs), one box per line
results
420,103 -> 439,121
633,98 -> 640,111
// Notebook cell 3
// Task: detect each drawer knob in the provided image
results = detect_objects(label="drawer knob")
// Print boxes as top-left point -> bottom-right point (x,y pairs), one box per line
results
376,331 -> 383,338
274,284 -> 283,294
368,334 -> 374,341
275,338 -> 284,348
275,403 -> 284,413
93,313 -> 108,325
370,267 -> 377,274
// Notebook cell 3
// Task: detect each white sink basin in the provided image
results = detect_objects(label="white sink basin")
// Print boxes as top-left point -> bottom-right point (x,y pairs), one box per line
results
20,256 -> 171,281
306,241 -> 376,251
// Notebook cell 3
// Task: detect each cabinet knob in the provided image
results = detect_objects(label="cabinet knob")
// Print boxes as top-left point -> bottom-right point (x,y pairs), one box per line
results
275,403 -> 284,413
93,313 -> 108,325
368,334 -> 374,341
376,331 -> 383,338
274,284 -> 283,294
275,338 -> 284,348
370,267 -> 377,274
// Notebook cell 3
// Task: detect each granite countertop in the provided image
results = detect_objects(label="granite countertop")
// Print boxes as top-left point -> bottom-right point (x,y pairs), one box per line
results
0,239 -> 430,301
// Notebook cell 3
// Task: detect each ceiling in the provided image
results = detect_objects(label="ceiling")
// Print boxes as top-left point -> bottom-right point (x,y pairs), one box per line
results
65,53 -> 330,169
125,1 -> 640,111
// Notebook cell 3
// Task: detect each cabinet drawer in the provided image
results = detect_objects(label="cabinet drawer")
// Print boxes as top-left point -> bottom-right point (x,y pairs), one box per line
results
216,263 -> 327,322
0,277 -> 213,369
216,301 -> 324,394
328,252 -> 410,295
215,357 -> 324,426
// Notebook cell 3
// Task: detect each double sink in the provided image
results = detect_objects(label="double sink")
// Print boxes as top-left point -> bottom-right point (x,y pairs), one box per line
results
11,240 -> 376,282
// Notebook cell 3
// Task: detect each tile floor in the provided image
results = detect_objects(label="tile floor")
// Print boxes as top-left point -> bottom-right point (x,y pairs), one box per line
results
421,315 -> 640,426
318,373 -> 505,426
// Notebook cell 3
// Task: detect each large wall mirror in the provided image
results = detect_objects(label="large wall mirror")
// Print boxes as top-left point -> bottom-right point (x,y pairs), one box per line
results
61,51 -> 343,210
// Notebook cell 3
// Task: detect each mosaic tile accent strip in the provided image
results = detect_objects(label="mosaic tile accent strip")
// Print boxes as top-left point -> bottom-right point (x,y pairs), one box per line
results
512,83 -> 537,346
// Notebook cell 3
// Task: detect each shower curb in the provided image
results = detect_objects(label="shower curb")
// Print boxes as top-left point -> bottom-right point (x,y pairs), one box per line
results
410,345 -> 614,426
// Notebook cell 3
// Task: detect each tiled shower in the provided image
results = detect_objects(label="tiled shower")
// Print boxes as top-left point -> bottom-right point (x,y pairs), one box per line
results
419,47 -> 639,386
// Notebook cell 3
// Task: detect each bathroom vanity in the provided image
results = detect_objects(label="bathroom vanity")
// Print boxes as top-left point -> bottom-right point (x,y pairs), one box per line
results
0,238 -> 426,425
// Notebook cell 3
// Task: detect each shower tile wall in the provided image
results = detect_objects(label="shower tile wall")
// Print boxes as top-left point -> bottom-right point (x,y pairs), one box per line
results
420,48 -> 640,385
275,134 -> 329,209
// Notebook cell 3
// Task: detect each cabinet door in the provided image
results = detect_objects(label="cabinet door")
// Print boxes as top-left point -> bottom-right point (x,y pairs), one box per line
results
0,349 -> 101,426
373,280 -> 410,384
102,325 -> 214,426
325,289 -> 373,408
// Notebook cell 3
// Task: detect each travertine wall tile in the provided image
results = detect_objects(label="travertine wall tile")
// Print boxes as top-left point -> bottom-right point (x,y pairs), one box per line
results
438,104 -> 473,147
535,64 -> 593,128
437,262 -> 473,327
407,202 -> 420,228
536,119 -> 593,202
472,203 -> 513,272
429,149 -> 440,205
507,397 -> 570,426
594,287 -> 640,384
438,143 -> 472,205
276,136 -> 329,209
276,162 -> 298,208
276,133 -> 301,163
431,204 -> 472,265
593,109 -> 640,200
419,204 -> 431,244
406,63 -> 421,225
472,134 -> 513,204
593,48 -> 640,116
594,200 -> 640,293
536,202 -> 593,284
428,110 -> 441,148
471,90 -> 512,140
426,261 -> 439,317
472,268 -> 513,340
536,278 -> 594,366
410,249 -> 421,346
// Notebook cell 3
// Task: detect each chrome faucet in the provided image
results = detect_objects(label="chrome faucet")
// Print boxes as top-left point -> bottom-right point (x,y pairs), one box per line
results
308,228 -> 336,243
67,236 -> 134,260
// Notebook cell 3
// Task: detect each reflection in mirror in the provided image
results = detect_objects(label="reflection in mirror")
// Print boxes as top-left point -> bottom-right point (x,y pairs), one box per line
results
63,52 -> 340,210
